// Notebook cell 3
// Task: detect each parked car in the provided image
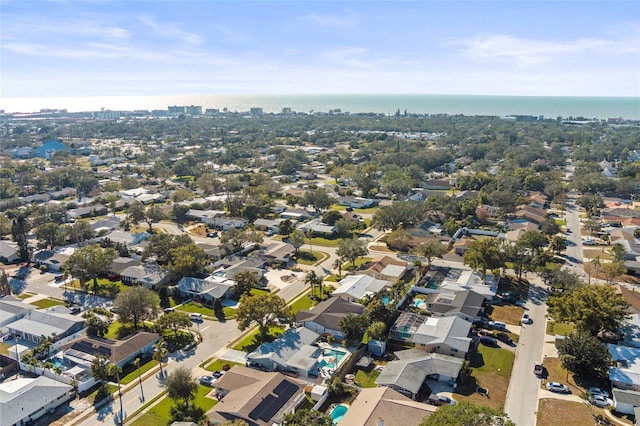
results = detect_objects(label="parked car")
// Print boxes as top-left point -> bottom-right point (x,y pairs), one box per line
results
488,321 -> 507,330
589,394 -> 613,408
479,336 -> 499,347
199,375 -> 215,386
164,307 -> 175,314
69,306 -> 82,314
478,329 -> 496,338
534,363 -> 544,377
496,332 -> 513,344
521,314 -> 532,324
546,382 -> 570,393
212,370 -> 224,379
189,313 -> 203,322
207,232 -> 219,238
428,394 -> 457,406
588,387 -> 611,398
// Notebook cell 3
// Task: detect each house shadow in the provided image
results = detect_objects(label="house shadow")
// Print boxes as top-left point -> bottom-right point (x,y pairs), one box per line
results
467,349 -> 485,369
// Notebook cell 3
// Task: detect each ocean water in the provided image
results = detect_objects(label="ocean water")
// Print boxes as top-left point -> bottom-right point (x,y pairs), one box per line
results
2,94 -> 639,120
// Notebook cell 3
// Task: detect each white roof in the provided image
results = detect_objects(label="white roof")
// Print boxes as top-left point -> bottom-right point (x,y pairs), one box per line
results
333,274 -> 391,300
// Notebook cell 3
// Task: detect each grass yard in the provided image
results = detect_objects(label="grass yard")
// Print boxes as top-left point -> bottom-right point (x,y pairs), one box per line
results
305,236 -> 341,247
540,357 -> 606,397
536,398 -> 597,426
232,326 -> 285,352
354,366 -> 382,388
29,298 -> 64,309
455,345 -> 515,410
488,305 -> 524,326
288,293 -> 317,314
130,385 -> 216,426
583,249 -> 613,261
546,321 -> 575,336
296,250 -> 330,265
204,359 -> 242,372
177,301 -> 215,318
15,293 -> 34,299
368,244 -> 393,252
119,359 -> 159,385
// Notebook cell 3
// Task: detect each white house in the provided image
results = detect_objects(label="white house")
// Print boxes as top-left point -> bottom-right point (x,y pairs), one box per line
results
332,275 -> 391,302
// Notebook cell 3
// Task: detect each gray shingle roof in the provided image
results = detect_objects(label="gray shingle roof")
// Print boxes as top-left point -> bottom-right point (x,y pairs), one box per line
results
0,376 -> 72,425
375,353 -> 463,394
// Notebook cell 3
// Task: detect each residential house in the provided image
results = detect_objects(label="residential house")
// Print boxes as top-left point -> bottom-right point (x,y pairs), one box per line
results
0,296 -> 36,331
120,263 -> 170,290
528,191 -> 548,209
253,218 -> 284,233
515,205 -> 547,225
435,267 -> 498,299
421,290 -> 485,323
375,349 -> 464,399
280,208 -> 313,221
206,366 -> 307,426
8,306 -> 85,343
333,275 -> 392,303
297,218 -> 335,235
185,209 -> 226,226
337,196 -> 375,209
613,388 -> 640,416
422,179 -> 451,191
0,241 -> 19,264
68,204 -> 108,219
295,297 -> 365,339
361,256 -> 409,282
261,242 -> 296,266
107,257 -> 141,278
609,344 -> 640,391
389,313 -> 472,359
338,387 -> 436,426
246,327 -> 321,377
33,140 -> 69,159
89,216 -> 121,232
0,376 -> 73,426
173,276 -> 235,305
20,193 -> 50,205
101,230 -> 149,249
48,188 -> 77,200
60,331 -> 160,371
9,147 -> 33,159
33,247 -> 74,272
217,257 -> 267,281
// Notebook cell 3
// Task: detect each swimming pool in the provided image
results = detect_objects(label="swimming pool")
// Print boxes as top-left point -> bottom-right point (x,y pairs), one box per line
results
382,296 -> 390,305
330,404 -> 349,424
322,349 -> 347,368
412,299 -> 426,309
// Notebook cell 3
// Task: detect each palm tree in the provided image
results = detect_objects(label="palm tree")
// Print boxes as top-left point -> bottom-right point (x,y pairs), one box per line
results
333,258 -> 343,279
153,341 -> 168,378
305,271 -> 318,298
591,256 -> 601,282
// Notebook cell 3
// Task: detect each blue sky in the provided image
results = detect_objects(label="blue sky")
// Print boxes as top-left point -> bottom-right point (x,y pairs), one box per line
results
1,0 -> 639,97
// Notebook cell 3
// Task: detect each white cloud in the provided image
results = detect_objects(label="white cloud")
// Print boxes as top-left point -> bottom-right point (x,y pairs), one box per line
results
446,34 -> 616,66
138,15 -> 205,45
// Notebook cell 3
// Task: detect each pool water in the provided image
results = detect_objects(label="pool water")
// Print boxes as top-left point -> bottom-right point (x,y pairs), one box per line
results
382,296 -> 390,305
330,404 -> 349,424
322,349 -> 346,368
412,299 -> 426,308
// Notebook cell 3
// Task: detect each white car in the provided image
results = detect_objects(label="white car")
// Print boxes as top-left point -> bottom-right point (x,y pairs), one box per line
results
546,382 -> 570,394
521,313 -> 533,324
589,394 -> 613,408
588,387 -> 611,398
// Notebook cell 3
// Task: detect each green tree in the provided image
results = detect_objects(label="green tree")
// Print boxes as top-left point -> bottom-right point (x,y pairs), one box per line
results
166,366 -> 198,409
519,230 -> 548,256
114,286 -> 160,329
339,313 -> 368,341
372,201 -> 424,231
11,215 -> 31,262
610,243 -> 627,264
85,315 -> 110,337
153,341 -> 168,378
415,238 -> 448,268
386,229 -> 412,251
540,268 -> 583,292
557,329 -> 612,379
549,235 -> 567,255
289,230 -> 306,254
463,239 -> 504,281
90,354 -> 115,386
0,269 -> 11,296
547,284 -> 629,335
282,408 -> 332,426
156,311 -> 192,336
167,243 -> 209,277
601,261 -> 625,284
64,244 -> 117,290
34,222 -> 66,250
381,168 -> 412,195
366,321 -> 387,341
126,200 -> 146,226
144,204 -> 165,232
305,270 -> 323,298
235,293 -> 290,340
420,401 -> 514,426
540,218 -> 561,236
336,237 -> 369,268
278,219 -> 295,236
303,187 -> 334,212
142,233 -> 193,264
65,220 -> 95,245
234,270 -> 261,298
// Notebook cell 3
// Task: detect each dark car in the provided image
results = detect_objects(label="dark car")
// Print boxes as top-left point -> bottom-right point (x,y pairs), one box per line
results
496,332 -> 512,344
479,336 -> 499,347
69,306 -> 82,314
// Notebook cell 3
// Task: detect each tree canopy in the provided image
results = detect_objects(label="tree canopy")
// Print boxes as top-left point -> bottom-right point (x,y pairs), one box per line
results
114,286 -> 160,329
420,401 -> 514,426
336,237 -> 369,267
235,292 -> 290,339
547,284 -> 629,335
558,329 -> 612,380
64,244 -> 117,290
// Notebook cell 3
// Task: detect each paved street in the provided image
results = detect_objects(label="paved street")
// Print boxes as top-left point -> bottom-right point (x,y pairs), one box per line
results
504,277 -> 549,426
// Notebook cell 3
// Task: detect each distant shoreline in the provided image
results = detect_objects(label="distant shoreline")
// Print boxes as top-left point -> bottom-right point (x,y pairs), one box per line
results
2,94 -> 639,120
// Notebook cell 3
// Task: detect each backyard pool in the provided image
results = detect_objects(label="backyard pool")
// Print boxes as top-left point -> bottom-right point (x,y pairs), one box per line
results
382,296 -> 390,305
330,404 -> 349,424
412,299 -> 426,309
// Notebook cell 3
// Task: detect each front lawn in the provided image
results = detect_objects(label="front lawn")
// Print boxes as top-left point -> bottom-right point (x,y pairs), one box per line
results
177,301 -> 215,317
130,385 -> 216,426
455,345 -> 515,410
537,398 -> 596,426
296,250 -> 330,265
306,236 -> 340,247
288,293 -> 318,314
546,321 -> 575,336
232,326 -> 285,352
119,358 -> 159,385
15,293 -> 34,299
29,298 -> 64,309
488,305 -> 525,326
204,359 -> 242,373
